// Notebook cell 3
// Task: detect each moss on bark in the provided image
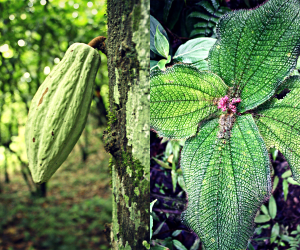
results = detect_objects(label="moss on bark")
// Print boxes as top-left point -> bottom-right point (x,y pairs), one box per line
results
106,0 -> 150,249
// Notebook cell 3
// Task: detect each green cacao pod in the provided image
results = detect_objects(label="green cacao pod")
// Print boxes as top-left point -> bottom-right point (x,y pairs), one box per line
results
25,43 -> 100,184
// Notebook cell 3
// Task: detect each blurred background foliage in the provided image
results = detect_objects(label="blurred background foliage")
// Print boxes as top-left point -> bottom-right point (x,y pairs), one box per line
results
0,0 -> 111,249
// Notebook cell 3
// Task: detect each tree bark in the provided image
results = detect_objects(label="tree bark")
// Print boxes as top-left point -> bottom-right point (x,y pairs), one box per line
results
105,0 -> 150,249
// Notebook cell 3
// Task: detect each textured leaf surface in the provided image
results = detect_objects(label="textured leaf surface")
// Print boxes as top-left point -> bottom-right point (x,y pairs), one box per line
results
181,115 -> 271,249
150,64 -> 228,139
209,0 -> 300,112
255,76 -> 300,181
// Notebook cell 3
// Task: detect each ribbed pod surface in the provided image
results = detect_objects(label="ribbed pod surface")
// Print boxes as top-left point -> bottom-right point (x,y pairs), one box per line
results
25,43 -> 100,184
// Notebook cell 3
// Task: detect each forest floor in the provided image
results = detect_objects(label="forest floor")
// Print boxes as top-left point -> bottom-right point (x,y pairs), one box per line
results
150,131 -> 300,250
0,126 -> 112,250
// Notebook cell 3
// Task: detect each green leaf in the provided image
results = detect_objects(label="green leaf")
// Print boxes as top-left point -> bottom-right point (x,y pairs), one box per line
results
190,28 -> 211,38
157,55 -> 171,70
157,58 -> 168,71
165,140 -> 182,163
153,221 -> 166,236
260,204 -> 269,216
197,0 -> 215,15
268,195 -> 277,219
194,21 -> 215,29
177,175 -> 186,192
254,215 -> 271,223
151,60 -> 159,71
152,157 -> 172,169
283,179 -> 289,201
271,223 -> 280,243
150,199 -> 157,240
190,238 -> 200,250
150,15 -> 169,56
296,57 -> 300,70
171,162 -> 177,192
248,242 -> 255,250
150,199 -> 157,213
210,0 -> 220,9
172,230 -> 182,237
214,7 -> 230,17
190,60 -> 209,71
273,176 -> 279,191
280,234 -> 291,242
282,170 -> 292,179
269,147 -> 278,161
181,115 -> 271,249
189,12 -> 219,23
155,26 -> 169,59
150,64 -> 228,139
209,0 -> 300,112
173,38 -> 216,64
255,76 -> 300,182
287,177 -> 300,186
172,239 -> 188,250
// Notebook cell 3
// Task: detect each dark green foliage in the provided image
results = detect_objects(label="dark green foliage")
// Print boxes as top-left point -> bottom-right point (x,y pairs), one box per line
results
0,196 -> 111,250
189,0 -> 229,37
150,0 -> 230,43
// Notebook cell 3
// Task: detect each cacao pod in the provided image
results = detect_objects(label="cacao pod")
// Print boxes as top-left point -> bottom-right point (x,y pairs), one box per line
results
25,43 -> 100,184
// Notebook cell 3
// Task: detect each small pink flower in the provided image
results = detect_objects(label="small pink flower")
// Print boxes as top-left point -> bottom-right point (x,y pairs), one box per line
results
217,96 -> 241,113
229,104 -> 236,113
232,98 -> 241,104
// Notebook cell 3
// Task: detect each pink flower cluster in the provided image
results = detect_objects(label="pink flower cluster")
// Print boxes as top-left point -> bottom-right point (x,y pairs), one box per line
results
217,96 -> 241,113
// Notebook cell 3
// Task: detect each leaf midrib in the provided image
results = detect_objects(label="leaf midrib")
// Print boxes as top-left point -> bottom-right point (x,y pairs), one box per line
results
239,0 -> 297,93
151,105 -> 217,119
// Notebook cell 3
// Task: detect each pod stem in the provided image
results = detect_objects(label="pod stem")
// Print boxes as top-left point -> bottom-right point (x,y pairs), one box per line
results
88,36 -> 107,55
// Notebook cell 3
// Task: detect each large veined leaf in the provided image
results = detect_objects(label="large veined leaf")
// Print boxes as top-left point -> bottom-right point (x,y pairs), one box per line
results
150,64 -> 228,139
181,115 -> 271,249
255,76 -> 300,181
209,0 -> 300,112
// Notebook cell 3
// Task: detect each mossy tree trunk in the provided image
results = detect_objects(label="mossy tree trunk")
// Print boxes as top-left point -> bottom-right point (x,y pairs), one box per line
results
105,0 -> 150,249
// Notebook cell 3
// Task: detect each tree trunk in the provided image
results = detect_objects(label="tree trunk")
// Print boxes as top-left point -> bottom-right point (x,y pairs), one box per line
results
35,182 -> 47,198
105,0 -> 150,249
